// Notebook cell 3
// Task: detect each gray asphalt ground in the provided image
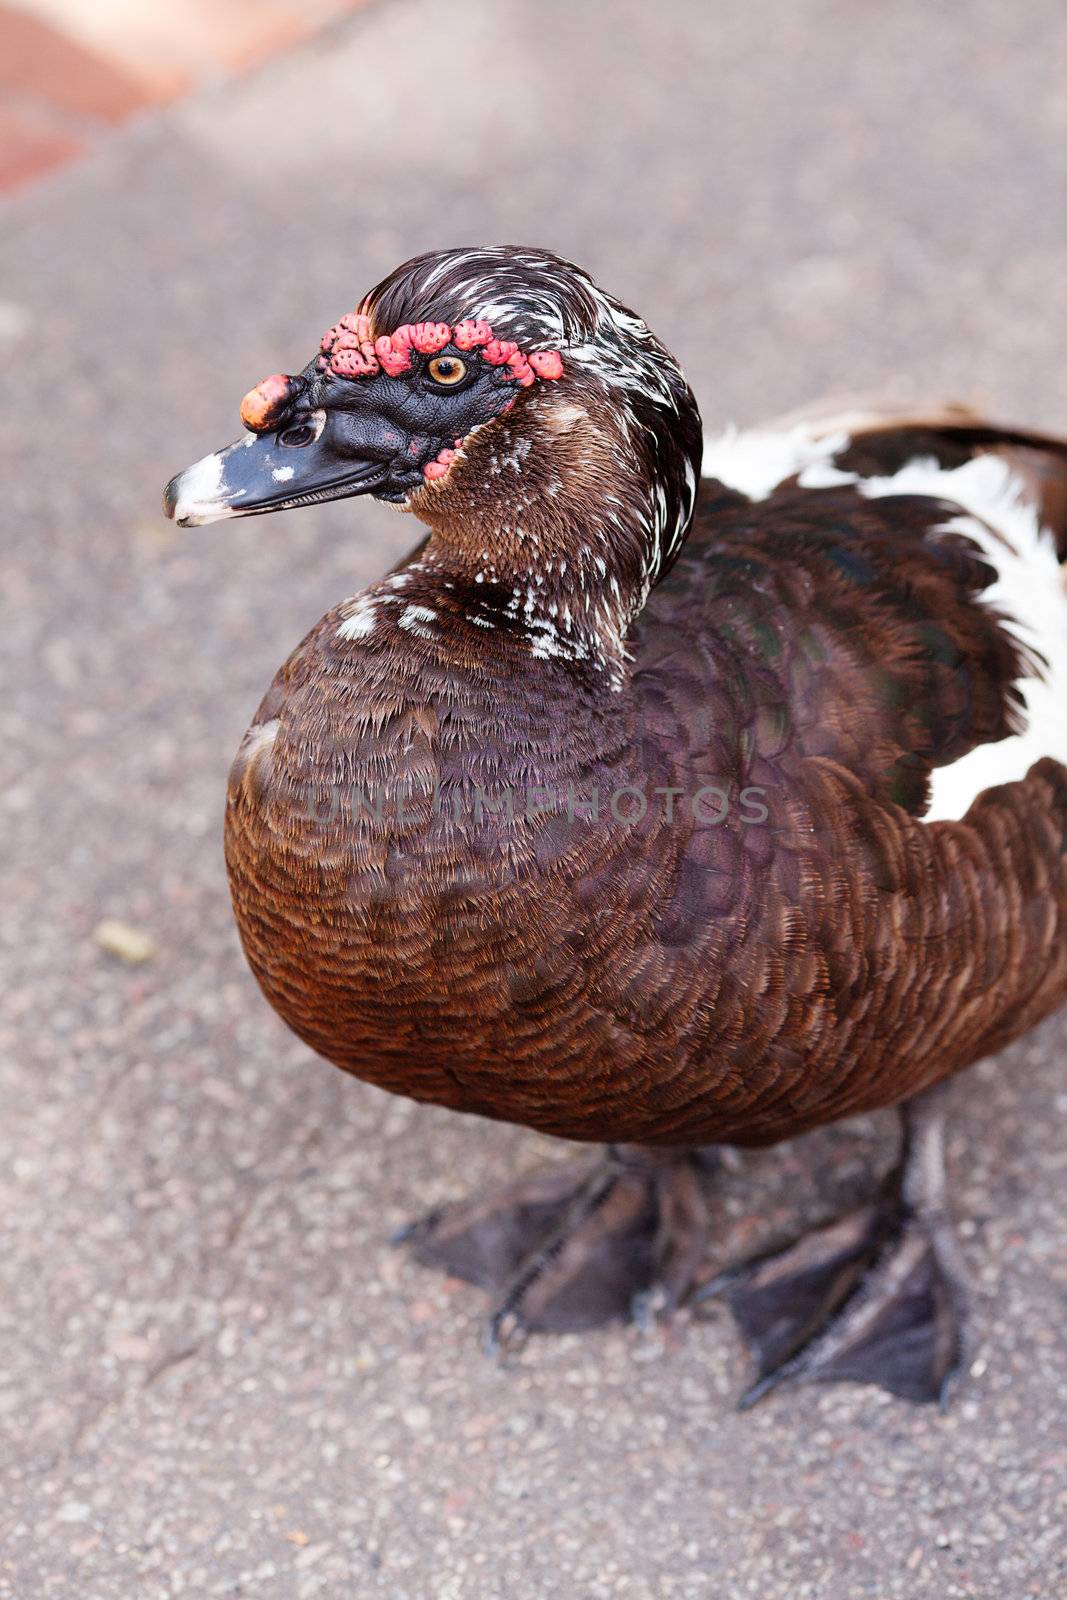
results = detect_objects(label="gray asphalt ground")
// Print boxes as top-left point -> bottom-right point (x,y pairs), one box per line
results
3,1 -> 1066,1595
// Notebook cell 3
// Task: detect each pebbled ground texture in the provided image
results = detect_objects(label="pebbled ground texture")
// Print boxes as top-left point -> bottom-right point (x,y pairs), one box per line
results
1,1 -> 1065,1595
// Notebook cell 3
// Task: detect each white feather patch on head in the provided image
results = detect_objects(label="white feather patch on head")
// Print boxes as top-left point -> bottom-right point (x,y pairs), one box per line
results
852,454 -> 1067,821
701,424 -> 851,500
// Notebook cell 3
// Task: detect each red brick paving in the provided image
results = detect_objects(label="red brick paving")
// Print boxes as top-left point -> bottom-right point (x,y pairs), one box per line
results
0,100 -> 84,193
0,5 -> 154,123
0,0 -> 372,195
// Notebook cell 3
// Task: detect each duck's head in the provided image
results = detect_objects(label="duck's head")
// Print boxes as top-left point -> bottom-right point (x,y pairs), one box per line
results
164,246 -> 701,647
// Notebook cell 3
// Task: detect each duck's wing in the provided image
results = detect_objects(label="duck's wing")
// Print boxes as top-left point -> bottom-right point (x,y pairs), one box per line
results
636,404 -> 1067,821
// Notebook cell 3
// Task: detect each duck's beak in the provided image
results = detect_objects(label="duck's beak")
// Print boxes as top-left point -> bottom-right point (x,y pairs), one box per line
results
162,413 -> 390,528
162,373 -> 392,527
163,432 -> 267,527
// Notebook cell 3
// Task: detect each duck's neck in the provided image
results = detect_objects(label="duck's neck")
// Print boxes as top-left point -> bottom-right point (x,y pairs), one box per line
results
404,399 -> 678,689
410,539 -> 636,687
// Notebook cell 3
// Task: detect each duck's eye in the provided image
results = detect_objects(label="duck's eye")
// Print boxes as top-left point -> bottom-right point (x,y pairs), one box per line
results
427,355 -> 467,386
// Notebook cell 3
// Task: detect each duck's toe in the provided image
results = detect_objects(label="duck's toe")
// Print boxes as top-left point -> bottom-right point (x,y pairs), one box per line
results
704,1199 -> 966,1407
397,1145 -> 716,1344
699,1088 -> 970,1407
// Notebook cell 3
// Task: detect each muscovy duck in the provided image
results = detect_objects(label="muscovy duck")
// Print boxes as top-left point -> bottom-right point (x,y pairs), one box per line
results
164,247 -> 1067,1406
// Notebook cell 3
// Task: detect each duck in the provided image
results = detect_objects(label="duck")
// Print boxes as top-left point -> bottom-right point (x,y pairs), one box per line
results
163,246 -> 1067,1407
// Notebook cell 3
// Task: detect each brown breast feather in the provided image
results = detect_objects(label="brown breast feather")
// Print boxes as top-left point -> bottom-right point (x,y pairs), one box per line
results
224,417 -> 1067,1147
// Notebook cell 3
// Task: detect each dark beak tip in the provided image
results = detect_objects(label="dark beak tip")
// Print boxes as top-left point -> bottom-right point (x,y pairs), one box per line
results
162,475 -> 179,521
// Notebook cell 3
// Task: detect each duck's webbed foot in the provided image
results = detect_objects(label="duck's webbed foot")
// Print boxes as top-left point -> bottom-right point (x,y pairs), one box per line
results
396,1145 -> 716,1349
701,1086 -> 969,1407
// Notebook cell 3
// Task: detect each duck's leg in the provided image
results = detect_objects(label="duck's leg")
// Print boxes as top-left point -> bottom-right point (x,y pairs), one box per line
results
396,1144 -> 716,1345
701,1083 -> 970,1407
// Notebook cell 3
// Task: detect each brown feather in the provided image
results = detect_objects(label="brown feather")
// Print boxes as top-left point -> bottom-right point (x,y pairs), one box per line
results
225,404 -> 1067,1150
